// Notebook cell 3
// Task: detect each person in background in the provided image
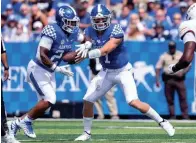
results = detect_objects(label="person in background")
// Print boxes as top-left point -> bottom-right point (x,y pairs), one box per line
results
1,39 -> 20,143
151,22 -> 171,41
117,6 -> 131,32
170,13 -> 182,40
125,24 -> 146,41
179,2 -> 188,20
155,41 -> 190,119
18,4 -> 30,30
30,21 -> 43,42
155,9 -> 172,30
75,3 -> 91,31
9,23 -> 30,42
30,5 -> 48,32
3,14 -> 18,42
138,7 -> 155,39
4,4 -> 14,17
106,0 -> 127,17
1,14 -> 8,35
89,58 -> 119,119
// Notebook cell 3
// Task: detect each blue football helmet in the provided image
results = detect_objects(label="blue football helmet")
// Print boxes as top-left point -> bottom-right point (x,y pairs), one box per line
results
90,4 -> 112,31
56,5 -> 80,33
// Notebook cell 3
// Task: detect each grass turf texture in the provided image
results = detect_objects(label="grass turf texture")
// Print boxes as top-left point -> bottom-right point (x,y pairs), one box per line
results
14,120 -> 196,143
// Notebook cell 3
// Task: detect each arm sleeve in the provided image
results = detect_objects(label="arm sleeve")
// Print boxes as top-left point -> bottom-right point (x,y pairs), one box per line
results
182,32 -> 196,44
179,21 -> 196,42
38,36 -> 54,50
110,24 -> 124,39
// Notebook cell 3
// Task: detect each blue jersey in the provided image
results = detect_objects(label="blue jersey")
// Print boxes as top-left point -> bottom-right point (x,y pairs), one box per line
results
38,23 -> 79,66
84,24 -> 129,69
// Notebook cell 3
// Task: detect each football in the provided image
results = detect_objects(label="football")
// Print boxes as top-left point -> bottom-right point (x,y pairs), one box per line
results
62,51 -> 77,64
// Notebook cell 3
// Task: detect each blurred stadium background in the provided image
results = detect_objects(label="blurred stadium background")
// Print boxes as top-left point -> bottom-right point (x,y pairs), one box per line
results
1,0 -> 196,120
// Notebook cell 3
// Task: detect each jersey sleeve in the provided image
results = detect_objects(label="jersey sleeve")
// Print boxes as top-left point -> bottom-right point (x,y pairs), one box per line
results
110,24 -> 124,39
179,21 -> 195,41
41,25 -> 57,41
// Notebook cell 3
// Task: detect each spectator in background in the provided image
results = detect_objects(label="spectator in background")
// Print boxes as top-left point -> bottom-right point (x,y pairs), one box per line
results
151,22 -> 170,41
155,41 -> 190,119
155,9 -> 172,30
117,6 -> 131,32
3,14 -> 18,42
106,0 -> 127,17
146,0 -> 157,17
128,13 -> 145,32
1,39 -> 21,143
19,4 -> 30,32
80,0 -> 94,13
166,0 -> 180,20
75,3 -> 91,31
30,5 -> 48,32
30,21 -> 43,42
125,24 -> 146,41
4,4 -> 14,17
9,23 -> 30,42
170,13 -> 182,40
138,7 -> 155,38
36,0 -> 53,16
11,0 -> 24,14
1,14 -> 7,35
179,2 -> 188,21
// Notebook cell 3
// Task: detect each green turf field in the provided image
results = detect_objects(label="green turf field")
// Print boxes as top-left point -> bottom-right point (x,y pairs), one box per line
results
15,120 -> 196,143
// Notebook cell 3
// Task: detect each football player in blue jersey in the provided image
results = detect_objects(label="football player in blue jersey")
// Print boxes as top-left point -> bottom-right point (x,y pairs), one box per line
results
8,5 -> 85,139
74,4 -> 175,141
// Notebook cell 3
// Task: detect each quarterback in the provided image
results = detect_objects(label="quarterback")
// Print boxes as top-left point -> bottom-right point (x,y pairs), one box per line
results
8,5 -> 83,138
75,4 -> 175,141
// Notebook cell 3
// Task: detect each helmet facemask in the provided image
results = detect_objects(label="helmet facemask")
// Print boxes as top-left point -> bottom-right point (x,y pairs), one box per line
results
91,14 -> 111,31
62,17 -> 80,33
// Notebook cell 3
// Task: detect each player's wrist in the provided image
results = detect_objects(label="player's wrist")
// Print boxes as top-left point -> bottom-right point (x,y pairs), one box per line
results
4,66 -> 9,71
51,64 -> 57,71
84,41 -> 92,50
88,49 -> 101,59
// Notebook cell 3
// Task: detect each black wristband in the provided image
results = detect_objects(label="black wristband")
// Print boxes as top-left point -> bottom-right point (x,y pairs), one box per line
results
4,67 -> 9,70
172,65 -> 178,73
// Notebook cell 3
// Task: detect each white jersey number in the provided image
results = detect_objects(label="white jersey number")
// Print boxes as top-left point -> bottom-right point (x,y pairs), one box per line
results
51,50 -> 64,64
105,54 -> 110,63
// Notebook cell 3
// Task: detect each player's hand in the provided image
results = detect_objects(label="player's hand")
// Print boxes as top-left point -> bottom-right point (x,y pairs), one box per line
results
3,69 -> 9,81
55,65 -> 74,77
75,55 -> 85,63
167,64 -> 175,74
75,41 -> 92,58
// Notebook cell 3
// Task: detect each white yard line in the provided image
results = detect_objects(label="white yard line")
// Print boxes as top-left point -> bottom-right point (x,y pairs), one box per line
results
7,118 -> 196,123
106,126 -> 196,129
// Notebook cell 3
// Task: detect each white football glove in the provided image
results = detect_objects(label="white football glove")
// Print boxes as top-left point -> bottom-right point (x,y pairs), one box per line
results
52,65 -> 74,77
167,64 -> 175,74
75,41 -> 92,58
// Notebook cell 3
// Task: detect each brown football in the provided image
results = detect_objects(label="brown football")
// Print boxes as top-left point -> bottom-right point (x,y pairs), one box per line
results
62,51 -> 77,64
